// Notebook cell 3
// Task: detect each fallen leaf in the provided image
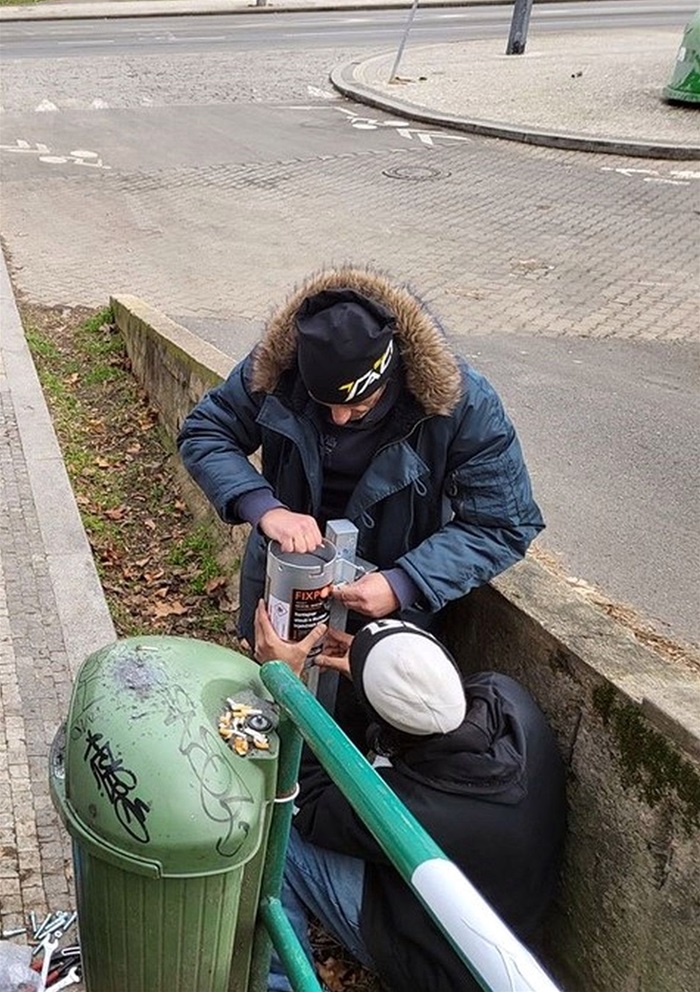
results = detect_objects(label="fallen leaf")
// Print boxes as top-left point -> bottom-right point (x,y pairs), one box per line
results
316,958 -> 349,992
105,506 -> 127,520
144,569 -> 165,584
205,576 -> 228,594
151,600 -> 188,618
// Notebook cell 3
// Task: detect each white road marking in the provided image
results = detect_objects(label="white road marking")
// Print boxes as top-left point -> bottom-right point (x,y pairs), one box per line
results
35,100 -> 58,113
644,177 -> 691,186
336,108 -> 406,128
601,165 -> 695,187
601,166 -> 658,176
63,39 -> 116,47
334,107 -> 470,145
0,139 -> 110,170
399,127 -> 434,145
307,86 -> 338,100
398,127 -> 472,145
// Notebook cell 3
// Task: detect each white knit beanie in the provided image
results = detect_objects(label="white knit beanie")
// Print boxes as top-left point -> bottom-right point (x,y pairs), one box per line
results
353,621 -> 466,736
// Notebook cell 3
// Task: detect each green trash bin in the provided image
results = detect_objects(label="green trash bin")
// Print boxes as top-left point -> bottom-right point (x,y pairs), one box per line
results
663,11 -> 700,104
49,635 -> 280,992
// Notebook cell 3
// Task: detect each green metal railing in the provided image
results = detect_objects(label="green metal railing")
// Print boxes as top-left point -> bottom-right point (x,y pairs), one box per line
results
251,661 -> 562,992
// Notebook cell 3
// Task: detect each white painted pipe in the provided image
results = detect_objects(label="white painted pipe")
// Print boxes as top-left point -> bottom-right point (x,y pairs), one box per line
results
412,859 -> 562,992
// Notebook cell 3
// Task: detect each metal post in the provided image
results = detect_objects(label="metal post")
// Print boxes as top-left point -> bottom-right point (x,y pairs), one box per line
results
311,519 -> 360,712
506,0 -> 534,55
389,0 -> 421,83
247,716 -> 322,992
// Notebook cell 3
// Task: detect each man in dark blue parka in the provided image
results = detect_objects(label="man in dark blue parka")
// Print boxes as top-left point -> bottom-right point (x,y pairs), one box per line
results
177,266 -> 544,648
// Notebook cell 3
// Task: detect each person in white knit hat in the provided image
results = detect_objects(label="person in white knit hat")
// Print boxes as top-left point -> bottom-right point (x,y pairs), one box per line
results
255,607 -> 567,992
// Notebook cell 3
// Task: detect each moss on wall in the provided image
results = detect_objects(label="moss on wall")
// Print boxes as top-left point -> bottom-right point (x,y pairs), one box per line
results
593,683 -> 700,833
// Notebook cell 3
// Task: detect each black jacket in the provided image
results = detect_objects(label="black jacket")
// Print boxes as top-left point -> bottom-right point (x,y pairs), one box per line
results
294,672 -> 567,992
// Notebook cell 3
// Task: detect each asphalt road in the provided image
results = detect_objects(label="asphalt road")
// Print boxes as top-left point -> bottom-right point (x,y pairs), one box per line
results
0,2 -> 693,58
1,2 -> 698,646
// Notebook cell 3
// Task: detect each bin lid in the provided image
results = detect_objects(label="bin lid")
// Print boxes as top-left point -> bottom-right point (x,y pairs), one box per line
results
59,636 -> 279,877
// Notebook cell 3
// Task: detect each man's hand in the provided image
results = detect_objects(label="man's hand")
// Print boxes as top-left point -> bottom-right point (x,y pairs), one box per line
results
253,600 -> 327,676
332,573 -> 399,618
315,627 -> 354,679
259,508 -> 323,553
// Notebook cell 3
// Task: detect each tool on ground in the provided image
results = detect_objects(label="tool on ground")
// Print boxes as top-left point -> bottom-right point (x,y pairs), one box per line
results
30,913 -> 76,959
45,965 -> 81,991
36,933 -> 60,992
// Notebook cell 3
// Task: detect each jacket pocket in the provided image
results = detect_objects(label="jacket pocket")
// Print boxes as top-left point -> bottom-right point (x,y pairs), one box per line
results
447,451 -> 526,528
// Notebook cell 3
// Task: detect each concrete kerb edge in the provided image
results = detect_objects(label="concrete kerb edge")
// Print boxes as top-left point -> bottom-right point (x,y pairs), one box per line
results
111,295 -> 700,766
111,294 -> 233,384
491,559 -> 700,758
330,62 -> 700,162
0,249 -> 116,677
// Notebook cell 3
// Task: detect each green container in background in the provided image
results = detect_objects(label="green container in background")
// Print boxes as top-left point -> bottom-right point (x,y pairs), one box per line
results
663,10 -> 700,104
50,636 -> 279,992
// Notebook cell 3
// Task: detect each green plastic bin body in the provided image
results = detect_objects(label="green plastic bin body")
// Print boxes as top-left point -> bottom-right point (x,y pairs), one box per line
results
50,636 -> 279,992
663,11 -> 700,104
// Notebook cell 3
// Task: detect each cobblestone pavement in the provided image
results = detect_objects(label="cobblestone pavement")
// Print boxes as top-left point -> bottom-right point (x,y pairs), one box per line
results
0,378 -> 75,947
0,256 -> 112,983
1,131 -> 698,343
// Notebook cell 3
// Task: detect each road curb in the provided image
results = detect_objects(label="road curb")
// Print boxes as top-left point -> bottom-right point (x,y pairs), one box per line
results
330,60 -> 700,161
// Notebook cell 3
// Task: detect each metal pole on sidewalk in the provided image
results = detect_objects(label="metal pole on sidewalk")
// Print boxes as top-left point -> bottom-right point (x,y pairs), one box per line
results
506,0 -> 534,55
388,0 -> 421,83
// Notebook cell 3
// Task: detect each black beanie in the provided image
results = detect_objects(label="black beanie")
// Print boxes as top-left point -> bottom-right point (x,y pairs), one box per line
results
295,288 -> 398,405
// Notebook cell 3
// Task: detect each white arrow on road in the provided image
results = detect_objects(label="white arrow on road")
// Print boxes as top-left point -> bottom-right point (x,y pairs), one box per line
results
0,140 -> 50,154
398,128 -> 472,145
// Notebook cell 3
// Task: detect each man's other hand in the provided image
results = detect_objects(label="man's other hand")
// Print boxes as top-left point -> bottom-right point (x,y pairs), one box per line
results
315,627 -> 353,679
332,573 -> 399,618
259,508 -> 323,553
253,599 -> 326,676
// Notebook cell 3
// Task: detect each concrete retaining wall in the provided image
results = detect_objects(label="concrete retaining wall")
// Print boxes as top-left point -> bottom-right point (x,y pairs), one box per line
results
112,294 -> 700,992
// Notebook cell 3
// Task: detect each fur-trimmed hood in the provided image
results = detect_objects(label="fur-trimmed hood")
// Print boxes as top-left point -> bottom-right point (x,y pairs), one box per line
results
250,267 -> 463,416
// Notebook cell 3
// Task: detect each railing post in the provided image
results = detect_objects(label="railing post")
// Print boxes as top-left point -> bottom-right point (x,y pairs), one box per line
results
247,715 -> 322,992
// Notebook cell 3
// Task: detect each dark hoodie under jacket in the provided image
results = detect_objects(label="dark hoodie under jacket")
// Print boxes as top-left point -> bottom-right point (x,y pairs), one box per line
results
294,671 -> 567,992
